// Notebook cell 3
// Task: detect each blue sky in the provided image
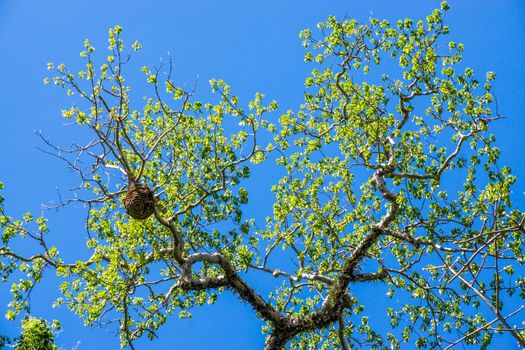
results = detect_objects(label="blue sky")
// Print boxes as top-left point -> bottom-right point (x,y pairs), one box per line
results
0,1 -> 524,349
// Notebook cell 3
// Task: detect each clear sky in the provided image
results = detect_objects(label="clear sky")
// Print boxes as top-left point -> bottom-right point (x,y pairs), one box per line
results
0,1 -> 524,349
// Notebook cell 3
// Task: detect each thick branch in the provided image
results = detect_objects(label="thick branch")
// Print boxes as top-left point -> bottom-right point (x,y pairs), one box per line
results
264,169 -> 399,349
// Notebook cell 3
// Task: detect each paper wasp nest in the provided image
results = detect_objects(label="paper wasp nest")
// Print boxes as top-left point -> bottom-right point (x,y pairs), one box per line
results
123,184 -> 155,220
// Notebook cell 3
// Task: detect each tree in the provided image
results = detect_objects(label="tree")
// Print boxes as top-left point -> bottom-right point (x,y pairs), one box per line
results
14,318 -> 58,350
0,334 -> 9,349
1,2 -> 524,349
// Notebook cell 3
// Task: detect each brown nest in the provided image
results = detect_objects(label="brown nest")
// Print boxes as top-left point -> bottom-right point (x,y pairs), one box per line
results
122,184 -> 156,220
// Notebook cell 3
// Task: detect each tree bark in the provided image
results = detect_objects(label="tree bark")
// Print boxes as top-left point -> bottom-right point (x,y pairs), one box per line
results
264,331 -> 289,350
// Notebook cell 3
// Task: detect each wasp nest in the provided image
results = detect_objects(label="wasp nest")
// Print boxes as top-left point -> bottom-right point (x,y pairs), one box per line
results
123,184 -> 155,220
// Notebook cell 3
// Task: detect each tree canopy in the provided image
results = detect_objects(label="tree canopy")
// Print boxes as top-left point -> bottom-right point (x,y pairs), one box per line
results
1,2 -> 524,349
14,318 -> 57,350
